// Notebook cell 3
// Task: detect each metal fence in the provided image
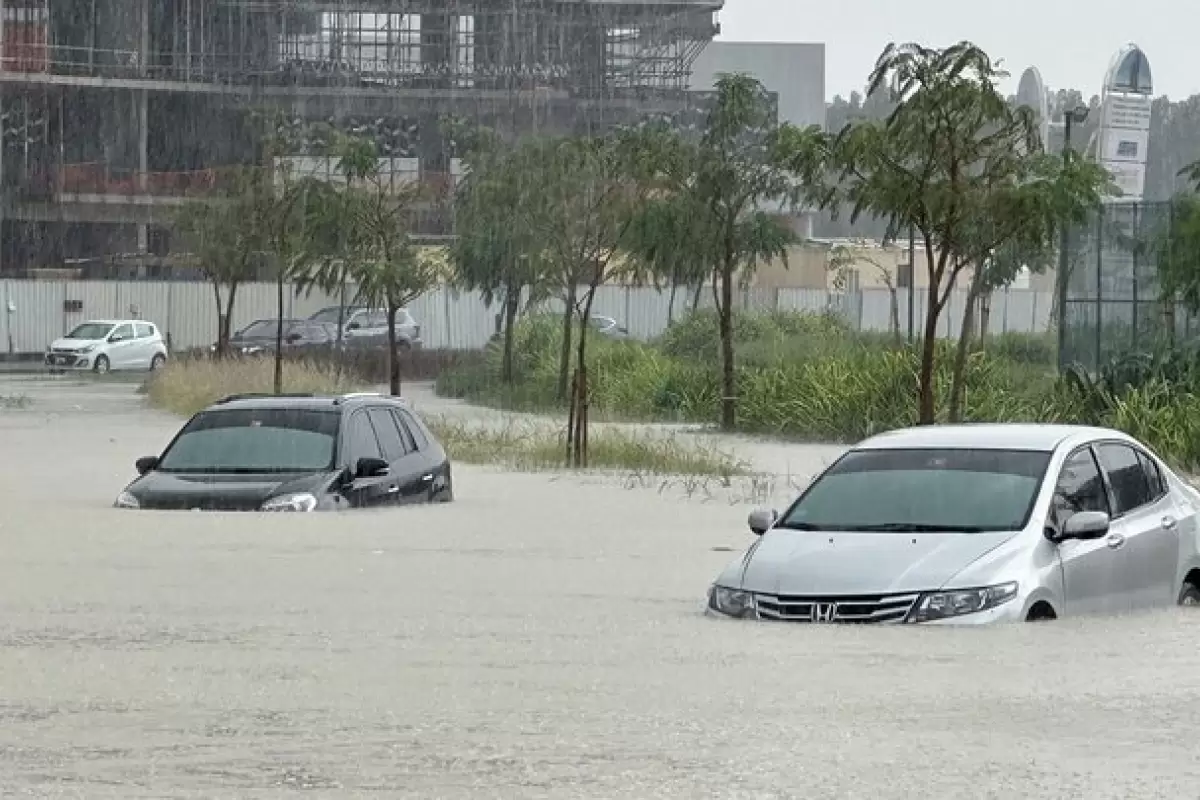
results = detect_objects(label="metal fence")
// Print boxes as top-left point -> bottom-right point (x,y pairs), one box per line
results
1061,200 -> 1200,370
0,279 -> 1055,356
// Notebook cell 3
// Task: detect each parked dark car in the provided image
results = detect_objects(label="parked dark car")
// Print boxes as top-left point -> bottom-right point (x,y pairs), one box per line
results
309,305 -> 368,326
310,306 -> 423,351
225,319 -> 337,355
114,393 -> 454,511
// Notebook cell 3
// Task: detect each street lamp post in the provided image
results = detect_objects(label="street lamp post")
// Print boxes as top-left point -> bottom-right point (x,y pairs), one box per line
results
1056,105 -> 1089,371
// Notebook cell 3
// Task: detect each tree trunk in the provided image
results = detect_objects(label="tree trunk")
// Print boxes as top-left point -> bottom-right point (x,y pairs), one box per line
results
719,254 -> 737,431
501,285 -> 520,384
386,303 -> 401,396
691,282 -> 703,313
555,285 -> 576,402
1164,299 -> 1177,348
335,279 -> 347,348
978,292 -> 991,342
212,282 -> 225,358
569,287 -> 599,467
888,285 -> 902,348
667,282 -> 678,326
948,271 -> 984,423
273,271 -> 285,394
220,281 -> 239,357
918,283 -> 940,425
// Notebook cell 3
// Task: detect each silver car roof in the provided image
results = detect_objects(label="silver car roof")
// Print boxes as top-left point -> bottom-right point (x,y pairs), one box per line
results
855,423 -> 1135,453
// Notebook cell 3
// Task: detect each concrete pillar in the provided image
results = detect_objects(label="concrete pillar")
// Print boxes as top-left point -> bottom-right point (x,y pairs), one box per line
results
418,13 -> 452,176
137,88 -> 148,254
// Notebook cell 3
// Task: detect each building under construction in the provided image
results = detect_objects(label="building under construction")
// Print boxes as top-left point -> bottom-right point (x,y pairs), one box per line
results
0,0 -> 722,277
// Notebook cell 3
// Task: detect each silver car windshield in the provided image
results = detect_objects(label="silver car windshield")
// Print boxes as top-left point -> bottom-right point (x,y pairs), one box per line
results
776,448 -> 1051,533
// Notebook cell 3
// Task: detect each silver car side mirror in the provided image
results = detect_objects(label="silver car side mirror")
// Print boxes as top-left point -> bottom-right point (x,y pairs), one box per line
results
748,508 -> 778,536
1061,510 -> 1110,541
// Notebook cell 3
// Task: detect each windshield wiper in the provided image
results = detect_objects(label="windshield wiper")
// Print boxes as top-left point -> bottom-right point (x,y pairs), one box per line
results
773,521 -> 821,530
158,467 -> 310,475
852,523 -> 989,533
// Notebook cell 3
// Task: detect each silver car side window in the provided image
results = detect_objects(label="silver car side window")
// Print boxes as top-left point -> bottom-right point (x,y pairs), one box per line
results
1051,447 -> 1109,531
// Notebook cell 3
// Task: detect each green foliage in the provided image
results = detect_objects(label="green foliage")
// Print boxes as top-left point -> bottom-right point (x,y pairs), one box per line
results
626,73 -> 816,428
1155,193 -> 1200,313
799,40 -> 1113,423
437,309 -> 1200,471
987,332 -> 1056,366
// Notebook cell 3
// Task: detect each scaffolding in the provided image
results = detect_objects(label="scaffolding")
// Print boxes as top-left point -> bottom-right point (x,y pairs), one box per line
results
0,0 -> 722,273
0,0 -> 719,95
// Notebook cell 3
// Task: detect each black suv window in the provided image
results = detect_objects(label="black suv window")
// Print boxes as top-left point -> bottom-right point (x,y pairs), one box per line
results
1052,447 -> 1109,530
1137,450 -> 1166,500
345,411 -> 383,462
1096,443 -> 1153,515
368,407 -> 410,461
392,409 -> 421,451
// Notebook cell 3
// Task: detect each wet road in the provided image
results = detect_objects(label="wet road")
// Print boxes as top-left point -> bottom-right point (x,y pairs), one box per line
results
2,376 -> 1200,798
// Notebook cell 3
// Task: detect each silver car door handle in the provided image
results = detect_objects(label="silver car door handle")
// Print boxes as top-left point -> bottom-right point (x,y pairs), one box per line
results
386,485 -> 399,494
1162,515 -> 1178,530
1106,533 -> 1126,549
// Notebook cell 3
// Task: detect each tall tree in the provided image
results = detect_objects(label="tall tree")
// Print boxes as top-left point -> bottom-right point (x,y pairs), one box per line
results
293,130 -> 376,349
810,41 -> 1109,423
633,75 -> 806,430
345,141 -> 439,396
171,167 -> 267,356
524,134 -> 648,465
451,128 -> 552,383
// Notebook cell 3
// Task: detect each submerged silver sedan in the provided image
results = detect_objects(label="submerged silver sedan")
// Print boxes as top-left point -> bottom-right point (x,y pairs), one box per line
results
708,424 -> 1200,625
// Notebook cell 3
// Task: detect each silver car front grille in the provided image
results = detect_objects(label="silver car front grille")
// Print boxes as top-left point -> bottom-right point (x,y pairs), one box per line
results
754,592 -> 920,624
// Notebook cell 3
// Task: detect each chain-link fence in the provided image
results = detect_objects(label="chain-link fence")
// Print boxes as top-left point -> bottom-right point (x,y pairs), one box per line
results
1060,200 -> 1200,370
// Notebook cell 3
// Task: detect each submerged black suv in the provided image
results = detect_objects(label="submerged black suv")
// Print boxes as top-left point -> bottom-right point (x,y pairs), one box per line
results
115,393 -> 453,511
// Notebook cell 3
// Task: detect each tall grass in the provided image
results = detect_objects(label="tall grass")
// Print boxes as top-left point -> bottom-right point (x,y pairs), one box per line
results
143,356 -> 744,476
435,310 -> 1200,470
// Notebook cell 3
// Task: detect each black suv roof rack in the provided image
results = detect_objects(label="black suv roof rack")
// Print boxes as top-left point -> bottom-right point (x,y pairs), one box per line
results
213,392 -> 316,405
332,391 -> 408,405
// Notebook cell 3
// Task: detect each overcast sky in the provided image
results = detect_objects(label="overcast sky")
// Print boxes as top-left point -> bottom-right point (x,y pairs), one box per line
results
717,0 -> 1196,101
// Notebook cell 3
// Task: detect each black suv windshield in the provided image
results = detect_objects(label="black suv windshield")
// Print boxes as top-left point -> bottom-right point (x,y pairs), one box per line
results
157,408 -> 340,473
777,448 -> 1051,533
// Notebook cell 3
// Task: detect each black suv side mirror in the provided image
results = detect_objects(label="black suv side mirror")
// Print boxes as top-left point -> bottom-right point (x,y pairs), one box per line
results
135,456 -> 159,475
355,457 -> 389,478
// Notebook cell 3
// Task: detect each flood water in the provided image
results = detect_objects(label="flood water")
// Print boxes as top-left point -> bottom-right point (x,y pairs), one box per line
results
2,377 -> 1199,798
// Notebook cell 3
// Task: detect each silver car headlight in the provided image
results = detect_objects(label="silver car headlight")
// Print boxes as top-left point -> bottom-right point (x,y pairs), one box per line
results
77,344 -> 96,353
708,585 -> 756,618
911,582 -> 1018,623
114,490 -> 140,509
261,493 -> 318,512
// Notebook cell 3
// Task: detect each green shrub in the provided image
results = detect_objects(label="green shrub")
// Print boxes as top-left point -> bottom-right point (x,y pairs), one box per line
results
987,332 -> 1055,366
433,310 -> 1200,470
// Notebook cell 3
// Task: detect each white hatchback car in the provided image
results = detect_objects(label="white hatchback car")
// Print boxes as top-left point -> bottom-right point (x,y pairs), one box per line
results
45,319 -> 169,374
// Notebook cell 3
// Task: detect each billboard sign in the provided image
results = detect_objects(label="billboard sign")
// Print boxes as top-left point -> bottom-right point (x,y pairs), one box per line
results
1096,44 -> 1153,202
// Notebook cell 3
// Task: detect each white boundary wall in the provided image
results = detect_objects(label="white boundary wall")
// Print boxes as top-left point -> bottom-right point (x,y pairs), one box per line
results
0,280 -> 1054,354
